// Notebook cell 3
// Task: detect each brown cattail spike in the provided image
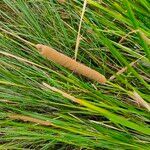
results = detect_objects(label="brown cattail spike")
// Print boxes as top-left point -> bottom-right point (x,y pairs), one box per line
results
36,44 -> 106,84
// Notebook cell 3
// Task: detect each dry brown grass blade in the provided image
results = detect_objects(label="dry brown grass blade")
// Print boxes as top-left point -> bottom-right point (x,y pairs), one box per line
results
129,91 -> 150,111
119,29 -> 150,45
58,0 -> 66,4
43,82 -> 82,105
109,57 -> 143,80
36,44 -> 106,83
8,114 -> 56,126
109,61 -> 135,80
119,30 -> 137,43
74,0 -> 87,60
0,99 -> 18,104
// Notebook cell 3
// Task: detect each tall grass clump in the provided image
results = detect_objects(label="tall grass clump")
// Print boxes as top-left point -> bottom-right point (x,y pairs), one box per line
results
0,0 -> 150,149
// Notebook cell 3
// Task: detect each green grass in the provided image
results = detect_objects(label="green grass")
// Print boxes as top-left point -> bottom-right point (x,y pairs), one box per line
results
0,0 -> 150,149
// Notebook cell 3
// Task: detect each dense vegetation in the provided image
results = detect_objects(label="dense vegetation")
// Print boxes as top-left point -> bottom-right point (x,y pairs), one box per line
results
0,0 -> 150,149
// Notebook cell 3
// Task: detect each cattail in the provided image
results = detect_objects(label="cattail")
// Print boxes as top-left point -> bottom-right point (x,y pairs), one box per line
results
36,44 -> 106,84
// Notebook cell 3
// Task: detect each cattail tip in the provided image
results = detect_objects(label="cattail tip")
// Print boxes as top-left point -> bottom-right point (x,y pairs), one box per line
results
99,76 -> 107,84
36,44 -> 44,52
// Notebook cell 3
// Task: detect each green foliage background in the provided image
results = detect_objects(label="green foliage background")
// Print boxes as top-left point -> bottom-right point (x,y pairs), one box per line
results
0,0 -> 150,149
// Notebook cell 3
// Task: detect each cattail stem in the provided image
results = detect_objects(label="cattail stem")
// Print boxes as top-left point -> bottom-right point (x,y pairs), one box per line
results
0,27 -> 36,47
36,44 -> 106,84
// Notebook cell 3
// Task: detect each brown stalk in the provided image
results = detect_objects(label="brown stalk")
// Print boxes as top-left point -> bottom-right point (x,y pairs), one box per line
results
74,0 -> 87,60
109,57 -> 143,80
43,82 -> 83,104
